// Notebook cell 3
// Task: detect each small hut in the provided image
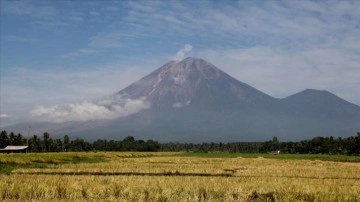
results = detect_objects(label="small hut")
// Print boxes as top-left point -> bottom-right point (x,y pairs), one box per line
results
0,146 -> 28,153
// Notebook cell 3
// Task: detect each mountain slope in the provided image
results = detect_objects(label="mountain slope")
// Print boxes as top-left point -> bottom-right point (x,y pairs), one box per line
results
118,57 -> 276,110
282,89 -> 360,118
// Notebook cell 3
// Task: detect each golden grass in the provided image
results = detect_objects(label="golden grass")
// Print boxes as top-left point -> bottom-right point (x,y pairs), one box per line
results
1,152 -> 359,201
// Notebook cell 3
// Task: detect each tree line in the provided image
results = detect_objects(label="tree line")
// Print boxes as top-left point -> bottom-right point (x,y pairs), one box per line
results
161,133 -> 360,155
1,130 -> 359,155
0,131 -> 160,152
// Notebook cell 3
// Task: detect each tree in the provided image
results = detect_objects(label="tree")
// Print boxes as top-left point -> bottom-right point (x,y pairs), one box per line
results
145,140 -> 160,151
69,138 -> 92,152
93,139 -> 107,151
260,136 -> 280,152
30,135 -> 42,152
13,133 -> 23,146
49,139 -> 63,152
43,132 -> 50,152
348,132 -> 360,155
122,136 -> 136,151
63,135 -> 70,152
0,131 -> 9,148
272,136 -> 279,144
9,132 -> 16,145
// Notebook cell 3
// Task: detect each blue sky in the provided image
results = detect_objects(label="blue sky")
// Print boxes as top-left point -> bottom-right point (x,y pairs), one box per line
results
1,0 -> 360,126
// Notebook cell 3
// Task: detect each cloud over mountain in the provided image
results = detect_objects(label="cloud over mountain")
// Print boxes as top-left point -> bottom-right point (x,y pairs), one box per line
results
30,97 -> 150,123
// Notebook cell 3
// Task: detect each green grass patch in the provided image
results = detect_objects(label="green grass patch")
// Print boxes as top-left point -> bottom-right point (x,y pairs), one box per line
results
0,152 -> 108,175
0,164 -> 16,175
181,152 -> 360,162
0,163 -> 49,175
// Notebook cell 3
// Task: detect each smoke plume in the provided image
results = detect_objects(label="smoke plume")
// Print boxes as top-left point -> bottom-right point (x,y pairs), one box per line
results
173,44 -> 192,61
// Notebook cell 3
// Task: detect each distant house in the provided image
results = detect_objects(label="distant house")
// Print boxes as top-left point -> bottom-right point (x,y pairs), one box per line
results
268,150 -> 280,155
0,146 -> 28,153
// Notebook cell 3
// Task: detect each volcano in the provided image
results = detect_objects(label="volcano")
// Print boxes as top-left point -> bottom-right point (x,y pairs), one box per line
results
118,57 -> 275,109
4,57 -> 360,142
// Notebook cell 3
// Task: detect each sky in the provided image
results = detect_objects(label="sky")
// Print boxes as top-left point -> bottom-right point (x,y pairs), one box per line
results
1,0 -> 360,127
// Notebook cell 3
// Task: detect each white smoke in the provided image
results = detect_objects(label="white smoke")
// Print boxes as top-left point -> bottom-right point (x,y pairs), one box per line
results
173,44 -> 192,61
30,97 -> 150,123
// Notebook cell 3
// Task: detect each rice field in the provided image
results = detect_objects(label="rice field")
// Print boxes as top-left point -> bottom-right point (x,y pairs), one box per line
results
1,152 -> 359,201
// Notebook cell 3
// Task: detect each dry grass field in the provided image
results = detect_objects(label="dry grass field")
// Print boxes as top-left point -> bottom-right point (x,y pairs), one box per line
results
1,152 -> 359,201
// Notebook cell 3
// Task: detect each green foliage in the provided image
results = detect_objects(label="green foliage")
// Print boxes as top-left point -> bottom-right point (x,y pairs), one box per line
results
0,153 -> 107,174
43,132 -> 50,152
0,164 -> 14,175
278,133 -> 360,155
161,133 -> 360,156
92,136 -> 160,152
0,131 -> 9,148
1,130 -> 360,155
63,135 -> 70,152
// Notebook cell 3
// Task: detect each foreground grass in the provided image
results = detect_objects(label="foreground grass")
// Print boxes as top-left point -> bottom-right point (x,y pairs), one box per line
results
0,152 -> 176,174
1,152 -> 359,201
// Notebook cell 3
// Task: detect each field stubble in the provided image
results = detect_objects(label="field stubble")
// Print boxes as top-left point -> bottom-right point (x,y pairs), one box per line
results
0,152 -> 359,201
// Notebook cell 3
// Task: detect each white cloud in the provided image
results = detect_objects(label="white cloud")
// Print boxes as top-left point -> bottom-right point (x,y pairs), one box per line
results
2,1 -> 56,20
173,44 -> 192,61
0,60 -> 161,126
172,100 -> 191,108
30,97 -> 150,123
0,114 -> 9,118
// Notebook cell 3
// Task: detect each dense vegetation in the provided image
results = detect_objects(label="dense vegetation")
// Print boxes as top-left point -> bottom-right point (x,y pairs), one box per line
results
161,133 -> 360,155
1,130 -> 359,155
0,131 -> 160,152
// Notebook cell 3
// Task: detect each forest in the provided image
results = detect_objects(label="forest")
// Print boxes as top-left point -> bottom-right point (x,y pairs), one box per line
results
0,130 -> 359,155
